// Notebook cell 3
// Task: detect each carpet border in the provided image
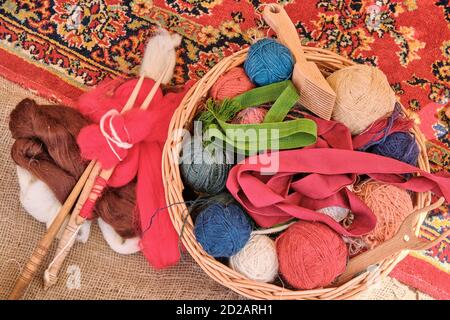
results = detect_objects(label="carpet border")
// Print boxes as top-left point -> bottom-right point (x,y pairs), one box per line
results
391,255 -> 450,300
0,47 -> 82,107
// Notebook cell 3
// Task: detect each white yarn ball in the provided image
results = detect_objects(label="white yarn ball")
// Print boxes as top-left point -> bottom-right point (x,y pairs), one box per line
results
317,206 -> 349,222
229,234 -> 278,283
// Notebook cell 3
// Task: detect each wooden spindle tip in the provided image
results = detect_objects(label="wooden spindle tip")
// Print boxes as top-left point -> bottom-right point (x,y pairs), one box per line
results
43,270 -> 57,291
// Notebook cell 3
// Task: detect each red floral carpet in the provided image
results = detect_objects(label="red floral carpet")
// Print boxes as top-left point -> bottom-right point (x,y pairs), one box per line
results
0,0 -> 448,299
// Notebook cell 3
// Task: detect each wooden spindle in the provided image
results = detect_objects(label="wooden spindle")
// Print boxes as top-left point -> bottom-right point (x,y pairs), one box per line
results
8,160 -> 96,300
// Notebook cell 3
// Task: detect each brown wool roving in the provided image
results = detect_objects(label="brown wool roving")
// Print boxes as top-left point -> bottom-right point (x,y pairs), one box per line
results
9,99 -> 140,238
276,221 -> 348,290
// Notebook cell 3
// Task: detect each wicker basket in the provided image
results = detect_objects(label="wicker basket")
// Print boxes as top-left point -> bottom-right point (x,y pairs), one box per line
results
162,47 -> 431,300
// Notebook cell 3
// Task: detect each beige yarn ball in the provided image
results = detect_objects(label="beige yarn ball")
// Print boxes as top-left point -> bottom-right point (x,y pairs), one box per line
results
327,65 -> 396,135
229,234 -> 278,283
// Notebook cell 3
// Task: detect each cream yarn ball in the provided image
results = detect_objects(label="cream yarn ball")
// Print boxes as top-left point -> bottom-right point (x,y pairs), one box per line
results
327,64 -> 396,135
229,234 -> 278,283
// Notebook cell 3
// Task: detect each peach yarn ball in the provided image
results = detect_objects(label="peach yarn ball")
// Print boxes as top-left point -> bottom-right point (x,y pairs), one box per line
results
231,107 -> 268,124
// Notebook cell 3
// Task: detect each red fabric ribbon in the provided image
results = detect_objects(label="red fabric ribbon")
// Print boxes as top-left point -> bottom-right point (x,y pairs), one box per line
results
226,115 -> 450,237
77,78 -> 189,269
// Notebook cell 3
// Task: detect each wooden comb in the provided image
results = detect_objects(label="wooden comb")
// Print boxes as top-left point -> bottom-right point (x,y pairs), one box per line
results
335,197 -> 449,286
263,4 -> 336,120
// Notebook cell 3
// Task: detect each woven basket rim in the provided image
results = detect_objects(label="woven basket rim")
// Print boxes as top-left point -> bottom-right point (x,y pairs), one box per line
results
162,47 -> 431,300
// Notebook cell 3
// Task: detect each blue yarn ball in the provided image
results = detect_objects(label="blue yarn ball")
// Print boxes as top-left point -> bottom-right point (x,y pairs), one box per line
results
244,38 -> 294,86
369,132 -> 420,166
194,202 -> 252,258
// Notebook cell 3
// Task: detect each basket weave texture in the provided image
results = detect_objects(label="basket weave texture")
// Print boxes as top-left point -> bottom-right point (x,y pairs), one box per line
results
162,47 -> 431,300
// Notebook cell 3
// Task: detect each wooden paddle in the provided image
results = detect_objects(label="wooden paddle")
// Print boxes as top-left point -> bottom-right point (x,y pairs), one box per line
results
263,3 -> 336,120
335,197 -> 449,285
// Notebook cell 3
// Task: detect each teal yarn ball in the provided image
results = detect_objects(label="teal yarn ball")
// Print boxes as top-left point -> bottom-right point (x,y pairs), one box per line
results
194,201 -> 252,257
244,38 -> 294,86
180,138 -> 232,194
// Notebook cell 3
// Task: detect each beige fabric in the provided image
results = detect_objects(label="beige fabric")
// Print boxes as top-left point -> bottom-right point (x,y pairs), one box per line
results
0,76 -> 431,300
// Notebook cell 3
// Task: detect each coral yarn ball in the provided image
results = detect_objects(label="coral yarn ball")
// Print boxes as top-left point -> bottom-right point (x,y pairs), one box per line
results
276,221 -> 348,289
210,67 -> 255,101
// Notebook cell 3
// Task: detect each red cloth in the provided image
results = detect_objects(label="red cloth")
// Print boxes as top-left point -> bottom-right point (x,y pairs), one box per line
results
226,115 -> 450,237
77,78 -> 189,269
352,116 -> 413,150
227,148 -> 450,236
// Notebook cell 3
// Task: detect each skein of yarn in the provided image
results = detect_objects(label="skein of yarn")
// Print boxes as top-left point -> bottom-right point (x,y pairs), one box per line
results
9,99 -> 141,239
355,181 -> 414,248
194,201 -> 252,257
10,99 -> 89,202
368,132 -> 419,166
244,38 -> 294,86
210,67 -> 255,101
327,64 -> 396,135
231,107 -> 268,124
180,137 -> 232,194
229,234 -> 278,283
276,221 -> 348,289
16,163 -> 139,253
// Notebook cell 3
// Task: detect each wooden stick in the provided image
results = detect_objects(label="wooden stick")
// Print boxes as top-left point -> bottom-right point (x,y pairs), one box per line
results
335,198 -> 445,286
43,162 -> 103,289
8,160 -> 96,300
43,70 -> 167,289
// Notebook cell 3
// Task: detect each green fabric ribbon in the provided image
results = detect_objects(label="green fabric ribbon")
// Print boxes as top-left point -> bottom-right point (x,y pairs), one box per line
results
203,80 -> 317,154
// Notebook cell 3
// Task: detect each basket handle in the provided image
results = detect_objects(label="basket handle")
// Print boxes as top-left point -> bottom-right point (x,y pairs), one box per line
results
262,4 -> 306,64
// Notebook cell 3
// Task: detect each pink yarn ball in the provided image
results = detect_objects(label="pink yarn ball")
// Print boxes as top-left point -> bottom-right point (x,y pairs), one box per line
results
231,107 -> 268,124
210,67 -> 255,101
